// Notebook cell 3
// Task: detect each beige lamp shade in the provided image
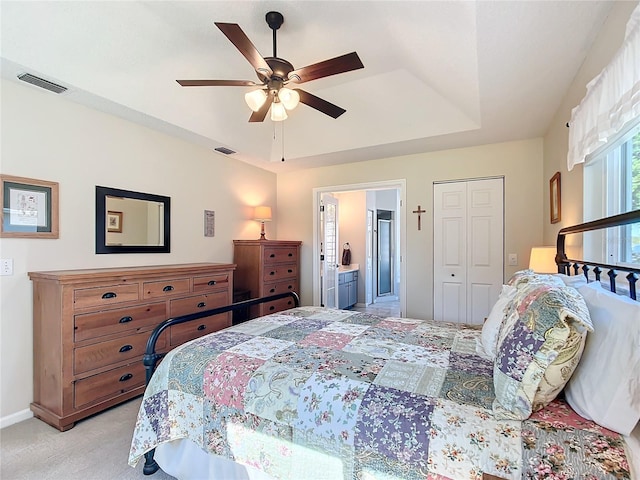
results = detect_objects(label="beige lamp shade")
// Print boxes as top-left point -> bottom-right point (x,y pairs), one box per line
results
529,246 -> 557,273
254,206 -> 272,222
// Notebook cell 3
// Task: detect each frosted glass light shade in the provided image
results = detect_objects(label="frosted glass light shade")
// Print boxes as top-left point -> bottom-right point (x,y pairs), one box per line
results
245,89 -> 267,112
270,102 -> 288,121
278,88 -> 300,110
529,246 -> 557,273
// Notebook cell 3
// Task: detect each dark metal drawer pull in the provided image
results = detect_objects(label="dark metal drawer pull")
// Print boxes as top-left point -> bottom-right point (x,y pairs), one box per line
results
163,285 -> 174,292
197,325 -> 206,331
197,302 -> 206,308
288,253 -> 293,257
287,285 -> 293,290
288,269 -> 293,273
269,288 -> 276,293
269,271 -> 276,276
208,280 -> 217,286
119,373 -> 133,382
270,253 -> 275,258
269,306 -> 275,311
102,292 -> 117,299
119,316 -> 133,324
287,301 -> 292,306
119,345 -> 133,353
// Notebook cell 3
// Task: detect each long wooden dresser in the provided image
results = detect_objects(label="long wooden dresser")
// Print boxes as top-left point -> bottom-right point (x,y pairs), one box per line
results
28,263 -> 235,431
233,240 -> 301,319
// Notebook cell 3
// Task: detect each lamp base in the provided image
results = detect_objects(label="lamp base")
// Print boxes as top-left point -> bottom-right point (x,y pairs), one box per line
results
259,221 -> 267,241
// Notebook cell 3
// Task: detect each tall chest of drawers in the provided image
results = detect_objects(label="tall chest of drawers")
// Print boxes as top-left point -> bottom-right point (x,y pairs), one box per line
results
233,240 -> 301,319
28,263 -> 235,431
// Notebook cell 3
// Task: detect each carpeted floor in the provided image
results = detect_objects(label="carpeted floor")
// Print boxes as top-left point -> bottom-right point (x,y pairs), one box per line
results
0,397 -> 176,480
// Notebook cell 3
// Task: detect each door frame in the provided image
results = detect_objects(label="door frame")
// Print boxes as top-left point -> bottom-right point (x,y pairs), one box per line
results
312,179 -> 407,316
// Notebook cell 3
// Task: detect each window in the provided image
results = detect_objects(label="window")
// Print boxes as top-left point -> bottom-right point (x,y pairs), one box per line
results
584,123 -> 640,267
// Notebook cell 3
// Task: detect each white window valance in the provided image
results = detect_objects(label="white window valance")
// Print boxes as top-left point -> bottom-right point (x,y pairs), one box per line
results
567,3 -> 640,171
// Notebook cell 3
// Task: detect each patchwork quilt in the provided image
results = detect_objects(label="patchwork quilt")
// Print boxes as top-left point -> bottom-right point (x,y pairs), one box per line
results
129,307 -> 630,479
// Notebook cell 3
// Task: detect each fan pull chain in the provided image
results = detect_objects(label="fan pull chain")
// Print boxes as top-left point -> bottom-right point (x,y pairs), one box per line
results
281,122 -> 285,162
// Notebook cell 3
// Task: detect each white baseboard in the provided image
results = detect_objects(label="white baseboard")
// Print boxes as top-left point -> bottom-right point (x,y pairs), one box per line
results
1,408 -> 33,429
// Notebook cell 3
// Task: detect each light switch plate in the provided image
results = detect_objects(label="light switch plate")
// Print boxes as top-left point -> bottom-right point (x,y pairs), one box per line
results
508,253 -> 518,266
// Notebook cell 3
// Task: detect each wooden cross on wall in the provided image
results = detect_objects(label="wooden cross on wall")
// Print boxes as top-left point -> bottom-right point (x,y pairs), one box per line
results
413,205 -> 426,230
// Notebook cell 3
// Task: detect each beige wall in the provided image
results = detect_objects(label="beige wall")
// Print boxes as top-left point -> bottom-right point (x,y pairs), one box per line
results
335,191 -> 367,303
0,79 -> 277,423
543,0 -> 639,250
277,138 -> 545,319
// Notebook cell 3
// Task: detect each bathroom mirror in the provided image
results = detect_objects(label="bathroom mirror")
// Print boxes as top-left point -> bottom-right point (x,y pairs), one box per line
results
95,186 -> 170,254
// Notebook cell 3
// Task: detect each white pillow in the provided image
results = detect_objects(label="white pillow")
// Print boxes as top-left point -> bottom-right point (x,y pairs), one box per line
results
555,273 -> 588,289
564,282 -> 640,435
476,285 -> 516,360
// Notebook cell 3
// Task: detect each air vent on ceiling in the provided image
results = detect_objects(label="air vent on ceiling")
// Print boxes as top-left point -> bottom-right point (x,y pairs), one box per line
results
214,147 -> 236,155
17,73 -> 67,94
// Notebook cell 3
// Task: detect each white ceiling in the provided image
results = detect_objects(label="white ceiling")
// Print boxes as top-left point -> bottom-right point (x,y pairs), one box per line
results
0,1 -> 613,173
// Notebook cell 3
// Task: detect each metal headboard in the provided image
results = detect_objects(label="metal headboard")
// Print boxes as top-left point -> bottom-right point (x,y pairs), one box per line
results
555,210 -> 640,299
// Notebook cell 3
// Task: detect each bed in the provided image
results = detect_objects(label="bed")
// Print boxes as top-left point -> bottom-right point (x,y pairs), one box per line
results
129,212 -> 640,479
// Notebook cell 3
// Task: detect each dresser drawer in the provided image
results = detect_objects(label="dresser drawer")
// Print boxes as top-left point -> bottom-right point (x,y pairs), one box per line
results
263,279 -> 298,296
74,361 -> 146,409
261,296 -> 297,316
74,284 -> 139,310
169,291 -> 228,318
193,273 -> 231,293
170,313 -> 230,347
74,330 -> 166,375
143,278 -> 190,299
74,302 -> 167,342
263,264 -> 298,282
263,246 -> 298,264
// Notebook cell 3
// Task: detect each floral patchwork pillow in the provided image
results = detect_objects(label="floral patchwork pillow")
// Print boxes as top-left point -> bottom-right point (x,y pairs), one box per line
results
492,283 -> 592,420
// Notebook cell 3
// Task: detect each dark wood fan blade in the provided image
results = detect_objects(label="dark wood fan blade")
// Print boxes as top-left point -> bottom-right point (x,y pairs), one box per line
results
296,89 -> 346,119
176,80 -> 258,87
249,95 -> 274,122
288,52 -> 364,84
215,22 -> 273,77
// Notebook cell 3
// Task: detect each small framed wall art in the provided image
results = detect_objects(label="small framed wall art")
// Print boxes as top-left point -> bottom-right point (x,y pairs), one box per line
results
550,171 -> 561,224
107,211 -> 123,233
0,174 -> 59,238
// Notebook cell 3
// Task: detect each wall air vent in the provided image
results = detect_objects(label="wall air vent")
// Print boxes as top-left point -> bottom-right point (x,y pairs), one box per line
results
214,147 -> 236,155
17,73 -> 67,94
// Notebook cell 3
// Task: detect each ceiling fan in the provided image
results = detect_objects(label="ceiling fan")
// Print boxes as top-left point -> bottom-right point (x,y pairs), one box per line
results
177,11 -> 364,122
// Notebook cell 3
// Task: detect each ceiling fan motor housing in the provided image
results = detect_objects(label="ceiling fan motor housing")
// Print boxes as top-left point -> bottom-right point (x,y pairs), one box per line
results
259,57 -> 294,84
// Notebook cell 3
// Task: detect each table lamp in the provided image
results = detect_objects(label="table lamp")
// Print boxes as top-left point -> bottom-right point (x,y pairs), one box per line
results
254,206 -> 272,240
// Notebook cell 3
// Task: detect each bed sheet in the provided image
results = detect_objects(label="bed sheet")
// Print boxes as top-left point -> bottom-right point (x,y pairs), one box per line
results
129,306 -> 630,479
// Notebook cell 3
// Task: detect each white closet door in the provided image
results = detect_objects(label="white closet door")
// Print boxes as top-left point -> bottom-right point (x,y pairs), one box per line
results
433,178 -> 503,324
433,182 -> 467,322
466,179 -> 504,324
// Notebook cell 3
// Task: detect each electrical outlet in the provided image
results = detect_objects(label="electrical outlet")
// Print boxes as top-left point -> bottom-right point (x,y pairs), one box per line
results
508,253 -> 518,266
1,259 -> 13,276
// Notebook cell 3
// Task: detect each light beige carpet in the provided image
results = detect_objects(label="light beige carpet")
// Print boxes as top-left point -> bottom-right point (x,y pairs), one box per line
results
1,397 -> 176,480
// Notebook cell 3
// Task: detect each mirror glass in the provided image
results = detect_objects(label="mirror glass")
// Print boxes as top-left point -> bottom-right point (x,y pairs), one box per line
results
95,186 -> 170,254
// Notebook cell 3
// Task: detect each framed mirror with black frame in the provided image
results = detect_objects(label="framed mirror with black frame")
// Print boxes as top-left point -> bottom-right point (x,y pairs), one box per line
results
95,186 -> 170,254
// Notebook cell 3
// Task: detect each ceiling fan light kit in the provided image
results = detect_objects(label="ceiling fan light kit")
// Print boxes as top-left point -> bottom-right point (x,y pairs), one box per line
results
177,11 -> 364,123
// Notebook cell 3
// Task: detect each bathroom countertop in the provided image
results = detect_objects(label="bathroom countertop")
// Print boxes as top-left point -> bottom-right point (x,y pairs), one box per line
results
338,264 -> 359,273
